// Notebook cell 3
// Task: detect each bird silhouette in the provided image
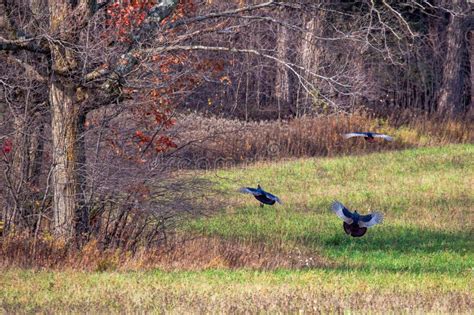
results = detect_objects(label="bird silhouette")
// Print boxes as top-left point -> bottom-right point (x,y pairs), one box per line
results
343,132 -> 393,143
330,200 -> 383,237
239,184 -> 282,207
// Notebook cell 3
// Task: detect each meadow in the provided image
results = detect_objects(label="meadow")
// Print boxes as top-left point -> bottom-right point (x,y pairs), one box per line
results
1,144 -> 473,312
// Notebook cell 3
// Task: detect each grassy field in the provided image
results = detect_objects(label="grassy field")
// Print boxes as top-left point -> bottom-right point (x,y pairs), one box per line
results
190,144 -> 474,274
1,144 -> 473,312
1,268 -> 472,313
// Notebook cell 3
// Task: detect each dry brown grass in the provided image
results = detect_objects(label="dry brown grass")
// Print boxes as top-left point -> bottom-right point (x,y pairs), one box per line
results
172,112 -> 473,168
0,234 -> 329,271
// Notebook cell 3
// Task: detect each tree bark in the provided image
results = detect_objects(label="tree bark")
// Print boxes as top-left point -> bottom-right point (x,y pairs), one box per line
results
299,16 -> 315,116
469,30 -> 474,117
50,81 -> 81,237
275,17 -> 290,119
28,117 -> 44,188
300,12 -> 325,115
47,0 -> 90,237
437,0 -> 469,116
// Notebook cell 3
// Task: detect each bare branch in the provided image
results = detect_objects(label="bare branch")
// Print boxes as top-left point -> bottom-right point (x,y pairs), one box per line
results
6,55 -> 46,82
84,67 -> 111,83
381,0 -> 416,37
0,36 -> 49,54
167,0 -> 277,29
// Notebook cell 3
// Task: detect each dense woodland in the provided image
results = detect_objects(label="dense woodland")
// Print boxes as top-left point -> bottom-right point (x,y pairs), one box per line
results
0,0 -> 472,249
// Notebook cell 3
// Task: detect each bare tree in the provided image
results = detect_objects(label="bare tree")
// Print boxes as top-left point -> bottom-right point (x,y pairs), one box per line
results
1,0 -> 182,237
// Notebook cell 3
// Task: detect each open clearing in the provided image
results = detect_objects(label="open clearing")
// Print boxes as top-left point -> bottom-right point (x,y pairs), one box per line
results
1,144 -> 473,313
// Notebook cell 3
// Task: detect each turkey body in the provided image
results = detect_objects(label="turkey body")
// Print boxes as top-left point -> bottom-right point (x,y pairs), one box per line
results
239,184 -> 282,207
331,200 -> 383,237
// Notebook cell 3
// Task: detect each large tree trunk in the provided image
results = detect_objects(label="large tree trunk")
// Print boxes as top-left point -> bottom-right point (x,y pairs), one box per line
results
48,1 -> 88,237
299,12 -> 326,115
49,82 -> 89,238
437,0 -> 469,116
298,16 -> 316,116
49,82 -> 82,237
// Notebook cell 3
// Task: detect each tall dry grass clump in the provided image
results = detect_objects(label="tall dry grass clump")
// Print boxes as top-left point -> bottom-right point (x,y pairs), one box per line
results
0,233 -> 325,271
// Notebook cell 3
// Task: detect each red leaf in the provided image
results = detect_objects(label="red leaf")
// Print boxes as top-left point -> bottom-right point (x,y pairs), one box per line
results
2,139 -> 12,154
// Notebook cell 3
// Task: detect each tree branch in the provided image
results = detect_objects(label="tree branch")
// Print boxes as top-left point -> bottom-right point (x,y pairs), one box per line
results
381,0 -> 416,37
0,36 -> 49,54
84,0 -> 279,88
166,0 -> 277,29
84,0 -> 180,89
6,55 -> 46,82
83,67 -> 111,83
134,0 -> 180,43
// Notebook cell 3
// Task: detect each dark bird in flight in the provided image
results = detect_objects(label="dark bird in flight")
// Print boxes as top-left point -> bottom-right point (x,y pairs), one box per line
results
239,184 -> 282,207
343,132 -> 393,143
330,200 -> 383,237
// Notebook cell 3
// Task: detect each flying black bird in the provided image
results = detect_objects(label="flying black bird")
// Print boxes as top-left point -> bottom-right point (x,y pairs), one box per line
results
343,132 -> 393,143
239,184 -> 282,207
330,200 -> 383,237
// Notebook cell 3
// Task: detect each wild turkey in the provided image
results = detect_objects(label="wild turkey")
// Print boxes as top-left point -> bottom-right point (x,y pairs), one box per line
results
331,200 -> 383,237
240,184 -> 282,207
343,132 -> 393,143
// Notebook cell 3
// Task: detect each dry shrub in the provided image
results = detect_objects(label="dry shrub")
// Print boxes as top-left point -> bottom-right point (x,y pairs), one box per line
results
0,234 -> 330,271
171,111 -> 473,168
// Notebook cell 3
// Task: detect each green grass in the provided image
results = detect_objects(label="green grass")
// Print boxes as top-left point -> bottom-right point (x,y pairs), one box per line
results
1,144 -> 473,312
